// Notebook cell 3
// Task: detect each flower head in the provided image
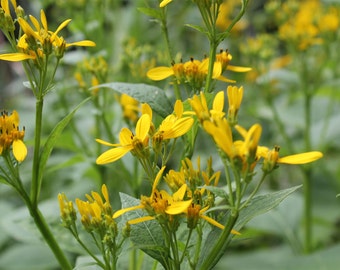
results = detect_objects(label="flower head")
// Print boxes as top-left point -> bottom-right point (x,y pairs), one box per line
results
0,9 -> 95,62
259,146 -> 323,173
96,114 -> 151,164
113,166 -> 193,225
0,110 -> 27,162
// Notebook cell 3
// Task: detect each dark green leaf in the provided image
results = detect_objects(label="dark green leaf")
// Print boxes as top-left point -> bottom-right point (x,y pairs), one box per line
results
37,97 -> 91,197
98,82 -> 173,118
198,185 -> 301,269
119,193 -> 169,268
137,7 -> 162,20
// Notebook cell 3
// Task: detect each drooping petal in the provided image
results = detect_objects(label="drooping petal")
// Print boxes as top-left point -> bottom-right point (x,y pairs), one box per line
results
1,0 -> 10,15
147,67 -> 175,81
112,204 -> 144,219
65,40 -> 96,48
0,53 -> 35,61
227,65 -> 252,72
96,146 -> 132,164
200,214 -> 240,235
95,138 -> 119,147
278,151 -> 323,164
12,139 -> 27,162
128,215 -> 155,224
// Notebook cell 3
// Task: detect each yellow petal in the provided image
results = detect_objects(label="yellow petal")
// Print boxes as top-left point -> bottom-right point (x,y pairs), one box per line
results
160,0 -> 172,7
173,184 -> 187,201
162,117 -> 194,139
278,151 -> 323,164
0,53 -> 35,61
147,67 -> 174,81
152,166 -> 166,194
101,184 -> 109,203
200,214 -> 240,235
96,146 -> 132,164
119,127 -> 133,146
40,9 -> 48,30
95,138 -> 119,147
135,114 -> 151,141
227,65 -> 252,72
12,139 -> 27,162
213,91 -> 224,112
165,199 -> 192,215
128,215 -> 155,224
53,19 -> 72,36
112,204 -> 144,219
66,40 -> 96,48
1,0 -> 10,15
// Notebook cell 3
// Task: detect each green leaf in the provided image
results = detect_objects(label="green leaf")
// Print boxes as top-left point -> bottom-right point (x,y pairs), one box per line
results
197,185 -> 301,270
98,82 -> 173,118
185,24 -> 209,36
137,7 -> 162,20
118,193 -> 169,268
37,97 -> 91,197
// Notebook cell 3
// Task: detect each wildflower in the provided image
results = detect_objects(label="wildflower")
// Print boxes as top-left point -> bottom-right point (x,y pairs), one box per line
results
119,94 -> 140,123
0,110 -> 27,162
185,203 -> 240,234
215,50 -> 251,73
152,100 -> 194,150
0,0 -> 17,32
0,9 -> 95,62
189,91 -> 225,124
113,167 -> 192,225
147,58 -> 228,90
96,114 -> 151,164
160,0 -> 172,7
260,146 -> 323,173
227,85 -> 243,125
75,184 -> 115,232
58,193 -> 77,228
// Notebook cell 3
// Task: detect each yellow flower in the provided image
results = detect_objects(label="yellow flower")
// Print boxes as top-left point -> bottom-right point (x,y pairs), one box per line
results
0,9 -> 95,62
185,204 -> 240,234
189,91 -> 225,123
215,50 -> 251,73
203,117 -> 233,158
119,94 -> 140,123
147,58 -> 230,90
0,110 -> 27,162
227,85 -> 243,125
259,146 -> 323,172
75,184 -> 114,230
160,0 -> 172,8
113,166 -> 193,224
152,100 -> 194,143
96,114 -> 151,164
58,193 -> 77,227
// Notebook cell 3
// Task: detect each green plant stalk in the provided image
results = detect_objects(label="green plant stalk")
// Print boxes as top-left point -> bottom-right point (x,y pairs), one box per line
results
30,97 -> 44,208
199,211 -> 239,270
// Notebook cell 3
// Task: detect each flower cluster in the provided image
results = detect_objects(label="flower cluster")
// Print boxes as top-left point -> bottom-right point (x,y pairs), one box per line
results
147,51 -> 250,92
95,100 -> 194,166
0,110 -> 27,162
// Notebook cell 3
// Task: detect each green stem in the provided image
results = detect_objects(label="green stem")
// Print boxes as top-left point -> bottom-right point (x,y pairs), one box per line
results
29,206 -> 73,270
31,97 -> 44,208
199,211 -> 239,270
303,168 -> 312,253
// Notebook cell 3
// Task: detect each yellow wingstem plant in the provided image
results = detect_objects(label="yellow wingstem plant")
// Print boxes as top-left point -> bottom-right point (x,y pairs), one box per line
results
1,0 -> 330,269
